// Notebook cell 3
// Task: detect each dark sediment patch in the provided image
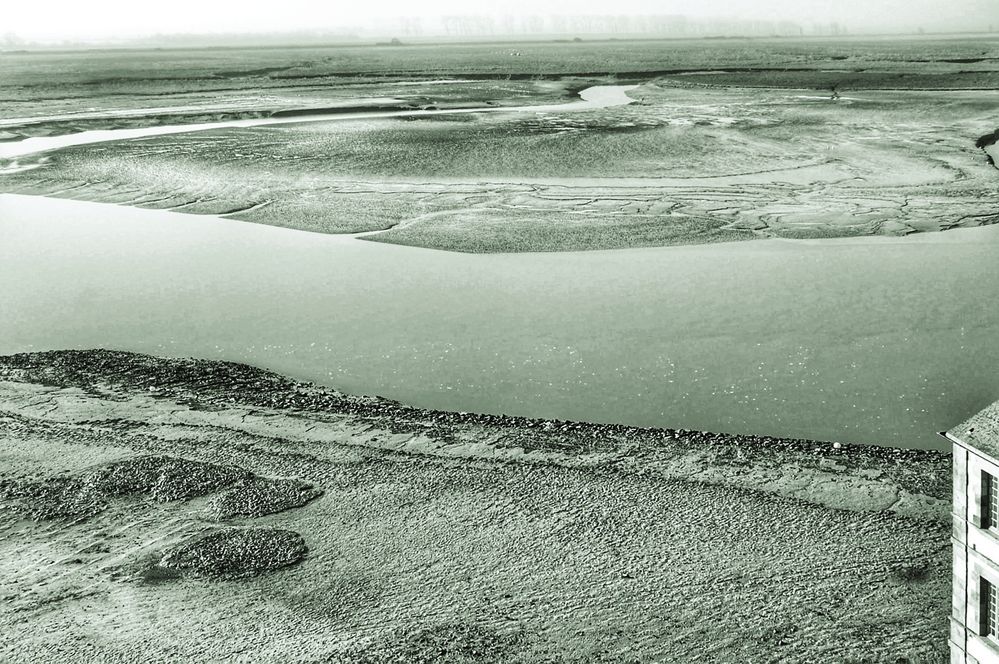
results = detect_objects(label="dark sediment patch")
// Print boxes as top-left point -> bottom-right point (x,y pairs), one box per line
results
0,455 -> 252,520
206,477 -> 323,521
891,561 -> 933,584
269,104 -> 421,117
975,129 -> 999,169
4,110 -> 274,140
158,527 -> 308,580
136,562 -> 184,584
326,623 -> 523,663
975,129 -> 998,149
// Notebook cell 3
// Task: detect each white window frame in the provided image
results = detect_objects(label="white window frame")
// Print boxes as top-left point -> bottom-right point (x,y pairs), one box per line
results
987,472 -> 999,532
986,577 -> 999,642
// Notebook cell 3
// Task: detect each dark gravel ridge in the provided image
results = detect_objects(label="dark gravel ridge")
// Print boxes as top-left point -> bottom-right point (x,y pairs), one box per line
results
0,455 -> 252,520
0,452 -> 323,522
0,349 -> 951,499
158,528 -> 308,580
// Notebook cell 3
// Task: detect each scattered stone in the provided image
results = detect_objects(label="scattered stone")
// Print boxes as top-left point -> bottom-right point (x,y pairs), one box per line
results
158,528 -> 307,580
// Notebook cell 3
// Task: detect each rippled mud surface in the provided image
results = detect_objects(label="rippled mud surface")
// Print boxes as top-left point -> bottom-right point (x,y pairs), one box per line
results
4,38 -> 999,252
5,83 -> 998,252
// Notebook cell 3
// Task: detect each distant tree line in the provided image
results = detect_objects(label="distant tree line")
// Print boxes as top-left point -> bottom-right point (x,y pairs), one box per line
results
421,14 -> 845,39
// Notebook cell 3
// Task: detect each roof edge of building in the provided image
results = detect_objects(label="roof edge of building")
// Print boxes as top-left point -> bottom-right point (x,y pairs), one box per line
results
945,430 -> 999,469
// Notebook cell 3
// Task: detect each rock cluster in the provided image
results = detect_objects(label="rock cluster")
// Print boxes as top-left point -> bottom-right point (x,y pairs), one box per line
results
158,528 -> 307,580
0,453 -> 322,522
206,477 -> 323,521
0,455 -> 252,520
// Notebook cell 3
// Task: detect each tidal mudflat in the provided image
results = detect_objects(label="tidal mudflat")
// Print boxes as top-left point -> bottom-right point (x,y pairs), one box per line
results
2,35 -> 998,662
5,39 -> 999,251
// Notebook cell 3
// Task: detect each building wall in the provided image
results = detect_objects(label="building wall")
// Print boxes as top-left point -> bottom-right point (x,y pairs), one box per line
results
952,438 -> 999,664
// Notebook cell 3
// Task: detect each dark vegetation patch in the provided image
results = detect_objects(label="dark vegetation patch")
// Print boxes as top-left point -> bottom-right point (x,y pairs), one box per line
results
4,110 -> 274,141
158,527 -> 307,580
941,58 -> 993,64
270,103 -> 424,117
0,455 -> 252,520
206,477 -> 324,521
326,623 -> 522,663
399,112 -> 480,123
511,114 -> 661,136
0,349 -> 303,404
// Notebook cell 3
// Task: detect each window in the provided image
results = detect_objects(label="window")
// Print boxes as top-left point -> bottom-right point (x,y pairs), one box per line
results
987,472 -> 999,530
985,578 -> 999,639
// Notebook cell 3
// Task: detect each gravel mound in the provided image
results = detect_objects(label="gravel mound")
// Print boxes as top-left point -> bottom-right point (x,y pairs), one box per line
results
1,455 -> 252,520
88,455 -> 252,502
0,475 -> 103,520
205,477 -> 323,521
158,528 -> 308,580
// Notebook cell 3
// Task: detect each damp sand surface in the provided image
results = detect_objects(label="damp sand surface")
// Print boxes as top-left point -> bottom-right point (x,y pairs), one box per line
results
0,349 -> 950,662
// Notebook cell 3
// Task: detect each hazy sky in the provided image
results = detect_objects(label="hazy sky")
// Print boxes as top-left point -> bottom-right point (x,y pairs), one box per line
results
6,0 -> 998,40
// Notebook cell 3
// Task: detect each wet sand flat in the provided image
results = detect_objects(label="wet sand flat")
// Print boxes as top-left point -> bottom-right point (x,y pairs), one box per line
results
5,84 -> 998,251
0,350 -> 949,662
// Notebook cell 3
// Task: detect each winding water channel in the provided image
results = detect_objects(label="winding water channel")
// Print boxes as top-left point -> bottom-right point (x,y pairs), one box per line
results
0,85 -> 637,161
2,85 -> 998,449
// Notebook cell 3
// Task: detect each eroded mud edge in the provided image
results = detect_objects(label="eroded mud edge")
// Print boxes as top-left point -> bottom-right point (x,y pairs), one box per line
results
0,349 -> 951,521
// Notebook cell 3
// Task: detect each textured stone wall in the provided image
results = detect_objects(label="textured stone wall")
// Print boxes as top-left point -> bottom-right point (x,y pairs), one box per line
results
952,439 -> 999,664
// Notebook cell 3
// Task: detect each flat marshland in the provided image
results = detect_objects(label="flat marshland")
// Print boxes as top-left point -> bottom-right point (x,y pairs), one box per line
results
1,35 -> 998,662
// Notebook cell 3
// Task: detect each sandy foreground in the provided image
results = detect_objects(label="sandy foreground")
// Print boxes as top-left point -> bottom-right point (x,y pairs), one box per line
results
0,350 -> 950,663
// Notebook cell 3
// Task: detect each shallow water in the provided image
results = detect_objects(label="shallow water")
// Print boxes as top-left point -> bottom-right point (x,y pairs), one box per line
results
0,85 -> 637,161
3,193 -> 998,449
